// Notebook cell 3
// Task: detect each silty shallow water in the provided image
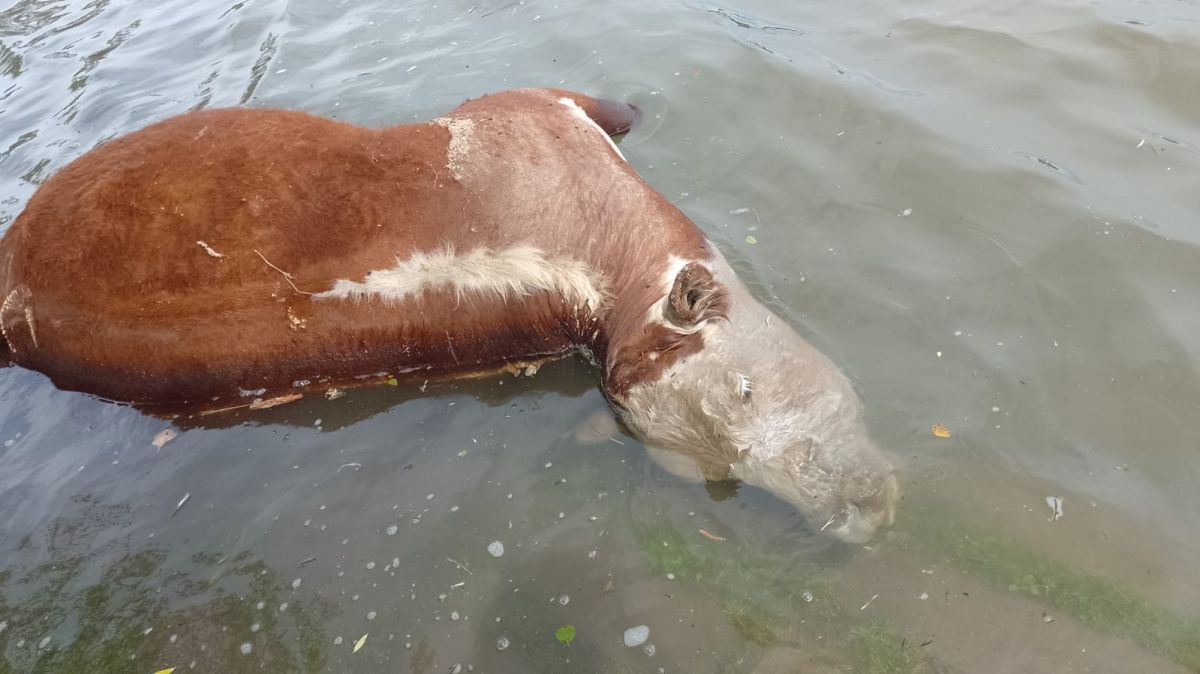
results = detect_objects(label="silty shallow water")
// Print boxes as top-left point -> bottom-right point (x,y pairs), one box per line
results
1,0 -> 1199,671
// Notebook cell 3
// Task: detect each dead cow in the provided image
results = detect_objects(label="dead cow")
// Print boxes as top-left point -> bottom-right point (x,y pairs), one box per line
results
0,88 -> 898,543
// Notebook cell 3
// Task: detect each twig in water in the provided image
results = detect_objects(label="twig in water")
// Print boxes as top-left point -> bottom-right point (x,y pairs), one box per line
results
446,557 -> 474,576
171,493 -> 191,518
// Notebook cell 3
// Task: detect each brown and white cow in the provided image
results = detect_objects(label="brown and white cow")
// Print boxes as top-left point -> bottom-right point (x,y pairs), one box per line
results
0,88 -> 897,542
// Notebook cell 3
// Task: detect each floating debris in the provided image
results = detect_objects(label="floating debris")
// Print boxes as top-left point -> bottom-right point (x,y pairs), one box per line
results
152,428 -> 177,449
931,423 -> 951,439
802,591 -> 814,603
644,643 -> 657,657
299,556 -> 316,567
860,594 -> 880,611
698,529 -> 725,542
623,625 -> 650,647
171,493 -> 191,518
325,388 -> 345,400
239,642 -> 253,655
450,611 -> 460,621
353,633 -> 368,653
1046,496 -> 1064,521
487,541 -> 505,558
249,393 -> 303,409
495,636 -> 510,651
338,462 -> 363,472
291,578 -> 302,590
386,525 -> 398,536
602,575 -> 615,593
555,625 -> 576,645
1043,613 -> 1054,623
558,594 -> 570,606
447,557 -> 474,575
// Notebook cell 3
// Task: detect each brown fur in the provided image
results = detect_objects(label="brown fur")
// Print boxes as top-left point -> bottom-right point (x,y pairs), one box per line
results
0,88 -> 711,409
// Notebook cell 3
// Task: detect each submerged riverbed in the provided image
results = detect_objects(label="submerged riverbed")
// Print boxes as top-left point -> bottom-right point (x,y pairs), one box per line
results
2,0 -> 1199,671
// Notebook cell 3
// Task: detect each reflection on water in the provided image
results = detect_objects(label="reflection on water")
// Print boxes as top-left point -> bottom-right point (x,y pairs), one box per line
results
2,0 -> 1200,671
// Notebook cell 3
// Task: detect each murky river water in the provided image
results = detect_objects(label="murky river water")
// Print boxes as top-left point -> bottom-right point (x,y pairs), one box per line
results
2,0 -> 1199,671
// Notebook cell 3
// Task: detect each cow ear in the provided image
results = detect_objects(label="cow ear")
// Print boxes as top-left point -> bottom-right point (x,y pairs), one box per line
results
665,262 -> 727,328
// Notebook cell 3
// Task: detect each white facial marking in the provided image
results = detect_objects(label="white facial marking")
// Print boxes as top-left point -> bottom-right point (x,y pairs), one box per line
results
432,116 -> 476,181
315,245 -> 606,311
615,247 -> 897,543
558,97 -> 626,162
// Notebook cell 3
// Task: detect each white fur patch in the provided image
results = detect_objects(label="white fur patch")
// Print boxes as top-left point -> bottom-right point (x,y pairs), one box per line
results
432,116 -> 476,181
315,245 -> 606,311
558,97 -> 626,162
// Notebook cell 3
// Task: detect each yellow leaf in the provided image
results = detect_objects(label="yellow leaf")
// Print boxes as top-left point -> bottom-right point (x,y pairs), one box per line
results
353,633 -> 368,653
931,423 -> 951,439
154,669 -> 176,674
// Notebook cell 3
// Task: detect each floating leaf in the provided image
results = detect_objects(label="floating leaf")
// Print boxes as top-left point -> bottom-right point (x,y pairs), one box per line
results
745,235 -> 758,245
931,423 -> 951,438
698,528 -> 726,542
151,429 -> 177,449
555,624 -> 576,645
386,377 -> 399,386
353,633 -> 368,653
154,669 -> 176,674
